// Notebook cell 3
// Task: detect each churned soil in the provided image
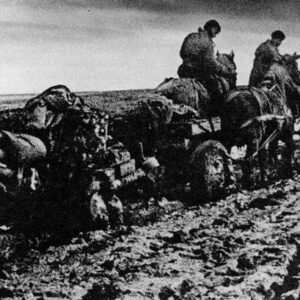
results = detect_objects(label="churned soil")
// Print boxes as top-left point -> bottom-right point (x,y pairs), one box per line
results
1,177 -> 300,299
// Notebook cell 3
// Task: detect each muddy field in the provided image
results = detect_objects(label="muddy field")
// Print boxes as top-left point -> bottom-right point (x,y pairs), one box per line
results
1,178 -> 300,299
1,90 -> 300,299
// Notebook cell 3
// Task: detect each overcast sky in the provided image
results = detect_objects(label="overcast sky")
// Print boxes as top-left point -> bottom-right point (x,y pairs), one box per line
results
1,0 -> 300,94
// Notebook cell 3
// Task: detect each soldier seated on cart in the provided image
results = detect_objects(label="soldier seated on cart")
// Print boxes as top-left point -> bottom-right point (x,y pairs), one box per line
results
177,20 -> 237,100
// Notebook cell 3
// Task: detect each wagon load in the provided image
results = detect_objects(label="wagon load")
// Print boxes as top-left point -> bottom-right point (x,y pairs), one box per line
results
0,131 -> 46,165
155,78 -> 210,115
0,130 -> 47,196
106,88 -> 233,202
0,85 -> 160,231
155,52 -> 237,118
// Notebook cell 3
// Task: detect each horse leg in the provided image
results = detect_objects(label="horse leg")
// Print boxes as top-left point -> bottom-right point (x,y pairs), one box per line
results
241,141 -> 256,189
241,125 -> 267,188
280,129 -> 294,178
265,138 -> 280,181
241,158 -> 252,189
267,139 -> 278,166
258,148 -> 268,185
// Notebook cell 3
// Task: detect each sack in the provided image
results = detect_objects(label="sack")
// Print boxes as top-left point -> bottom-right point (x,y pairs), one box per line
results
0,131 -> 47,166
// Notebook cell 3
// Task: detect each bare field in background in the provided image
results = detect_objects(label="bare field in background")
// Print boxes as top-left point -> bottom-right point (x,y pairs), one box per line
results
0,89 -> 154,114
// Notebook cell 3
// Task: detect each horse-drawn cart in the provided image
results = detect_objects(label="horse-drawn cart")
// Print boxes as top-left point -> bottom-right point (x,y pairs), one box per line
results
0,51 -> 300,233
146,52 -> 300,199
0,84 -> 236,234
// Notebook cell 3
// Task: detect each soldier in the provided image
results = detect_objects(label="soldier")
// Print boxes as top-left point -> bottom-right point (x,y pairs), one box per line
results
249,30 -> 286,87
177,20 -> 236,99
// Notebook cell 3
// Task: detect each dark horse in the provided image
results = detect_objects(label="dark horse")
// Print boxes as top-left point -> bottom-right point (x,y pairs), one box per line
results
221,53 -> 300,183
155,51 -> 237,121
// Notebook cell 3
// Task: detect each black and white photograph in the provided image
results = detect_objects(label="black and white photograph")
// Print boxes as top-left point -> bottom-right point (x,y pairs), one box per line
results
1,0 -> 300,299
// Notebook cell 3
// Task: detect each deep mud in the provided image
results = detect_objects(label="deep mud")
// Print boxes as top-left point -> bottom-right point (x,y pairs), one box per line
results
1,177 -> 300,299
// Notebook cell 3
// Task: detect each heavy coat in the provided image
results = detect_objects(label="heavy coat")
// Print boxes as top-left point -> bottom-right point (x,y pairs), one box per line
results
178,28 -> 230,79
249,40 -> 282,87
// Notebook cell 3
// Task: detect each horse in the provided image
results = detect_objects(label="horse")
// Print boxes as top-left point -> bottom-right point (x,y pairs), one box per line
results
221,53 -> 300,184
155,51 -> 237,121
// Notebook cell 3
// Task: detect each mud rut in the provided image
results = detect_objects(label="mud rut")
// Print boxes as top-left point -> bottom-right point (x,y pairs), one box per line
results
0,176 -> 300,299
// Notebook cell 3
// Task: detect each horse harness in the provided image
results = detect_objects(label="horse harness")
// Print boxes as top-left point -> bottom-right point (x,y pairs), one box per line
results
224,86 -> 287,158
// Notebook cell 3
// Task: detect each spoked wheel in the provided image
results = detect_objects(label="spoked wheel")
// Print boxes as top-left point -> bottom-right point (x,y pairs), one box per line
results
190,140 -> 236,202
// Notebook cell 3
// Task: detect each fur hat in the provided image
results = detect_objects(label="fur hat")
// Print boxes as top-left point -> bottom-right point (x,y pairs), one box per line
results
271,30 -> 285,40
204,20 -> 221,33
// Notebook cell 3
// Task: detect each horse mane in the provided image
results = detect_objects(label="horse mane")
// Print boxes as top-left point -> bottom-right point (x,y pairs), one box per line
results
264,61 -> 297,94
263,60 -> 300,116
266,54 -> 300,87
267,63 -> 289,83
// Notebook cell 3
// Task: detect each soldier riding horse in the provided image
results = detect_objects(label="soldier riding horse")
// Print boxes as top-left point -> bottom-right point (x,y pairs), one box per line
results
155,52 -> 237,126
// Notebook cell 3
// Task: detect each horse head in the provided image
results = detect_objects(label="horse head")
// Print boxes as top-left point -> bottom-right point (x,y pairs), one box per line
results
281,53 -> 300,85
217,50 -> 237,89
262,54 -> 300,117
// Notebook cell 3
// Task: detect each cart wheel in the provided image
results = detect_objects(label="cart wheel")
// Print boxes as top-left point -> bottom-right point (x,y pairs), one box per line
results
190,140 -> 235,202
